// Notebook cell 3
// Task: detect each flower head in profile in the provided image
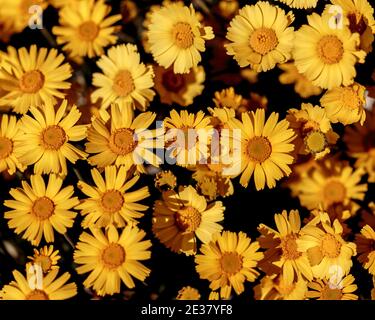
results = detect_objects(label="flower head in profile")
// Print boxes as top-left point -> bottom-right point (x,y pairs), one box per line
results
176,286 -> 201,300
52,0 -> 121,58
225,2 -> 295,72
154,170 -> 177,191
27,245 -> 61,274
4,174 -> 79,246
195,230 -> 263,299
152,185 -> 225,255
147,3 -> 214,74
355,225 -> 375,275
17,100 -> 87,176
275,0 -> 318,9
74,225 -> 152,296
0,45 -> 71,114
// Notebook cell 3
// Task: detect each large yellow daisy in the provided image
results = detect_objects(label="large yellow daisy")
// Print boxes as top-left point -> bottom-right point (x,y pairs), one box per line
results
76,166 -> 149,228
293,12 -> 366,89
85,103 -> 161,173
16,100 -> 87,176
0,45 -> 72,114
224,108 -> 295,190
3,174 -> 79,246
0,268 -> 77,300
74,225 -> 152,296
147,3 -> 214,74
91,44 -> 155,111
195,230 -> 263,299
52,0 -> 121,58
225,2 -> 295,72
152,185 -> 225,255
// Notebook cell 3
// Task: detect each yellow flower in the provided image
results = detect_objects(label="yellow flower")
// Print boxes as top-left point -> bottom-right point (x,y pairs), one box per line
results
306,275 -> 358,300
85,104 -> 161,173
52,0 -> 121,59
92,44 -> 155,111
298,211 -> 357,279
344,108 -> 375,182
49,0 -> 79,8
17,100 -> 87,176
320,83 -> 367,125
257,210 -> 313,285
0,114 -> 25,174
28,245 -> 61,274
292,159 -> 367,211
293,12 -> 366,89
152,186 -> 225,255
212,87 -> 246,111
275,0 -> 318,9
225,2 -> 295,72
154,170 -> 177,191
164,110 -> 213,167
147,3 -> 214,74
278,62 -> 322,98
324,0 -> 375,53
74,225 -> 152,296
0,269 -> 77,300
195,230 -> 263,299
355,225 -> 375,275
176,286 -> 201,300
0,45 -> 72,114
76,166 -> 149,228
286,103 -> 339,160
4,174 -> 79,246
154,65 -> 205,107
224,108 -> 295,190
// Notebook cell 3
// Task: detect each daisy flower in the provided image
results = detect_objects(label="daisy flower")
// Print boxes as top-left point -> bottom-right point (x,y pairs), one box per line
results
225,2 -> 295,72
52,0 -> 121,59
275,0 -> 318,9
344,108 -> 375,182
176,286 -> 201,300
306,275 -> 358,300
76,166 -> 149,228
3,174 -> 79,246
298,211 -> 357,279
164,110 -> 213,167
27,245 -> 61,274
195,230 -> 263,299
355,225 -> 375,275
152,185 -> 225,255
324,0 -> 375,53
257,210 -> 313,285
0,114 -> 25,174
17,100 -> 87,176
212,87 -> 246,112
154,170 -> 177,191
91,44 -> 155,111
85,103 -> 162,173
320,82 -> 367,125
0,268 -> 77,300
147,3 -> 214,74
293,12 -> 366,89
74,225 -> 152,296
154,65 -> 205,107
224,108 -> 295,190
0,45 -> 72,114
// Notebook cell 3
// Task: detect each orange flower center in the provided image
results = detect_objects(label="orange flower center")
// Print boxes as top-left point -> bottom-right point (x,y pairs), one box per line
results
249,28 -> 278,55
247,136 -> 272,162
0,137 -> 13,159
174,206 -> 201,232
113,70 -> 135,97
321,285 -> 343,300
26,289 -> 49,300
19,70 -> 45,93
32,197 -> 55,220
220,252 -> 243,275
320,234 -> 342,258
101,243 -> 125,269
323,180 -> 347,205
41,125 -> 66,150
101,190 -> 124,213
317,35 -> 344,64
281,234 -> 301,260
109,128 -> 137,155
340,87 -> 362,110
172,22 -> 194,49
77,21 -> 99,41
34,255 -> 52,273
